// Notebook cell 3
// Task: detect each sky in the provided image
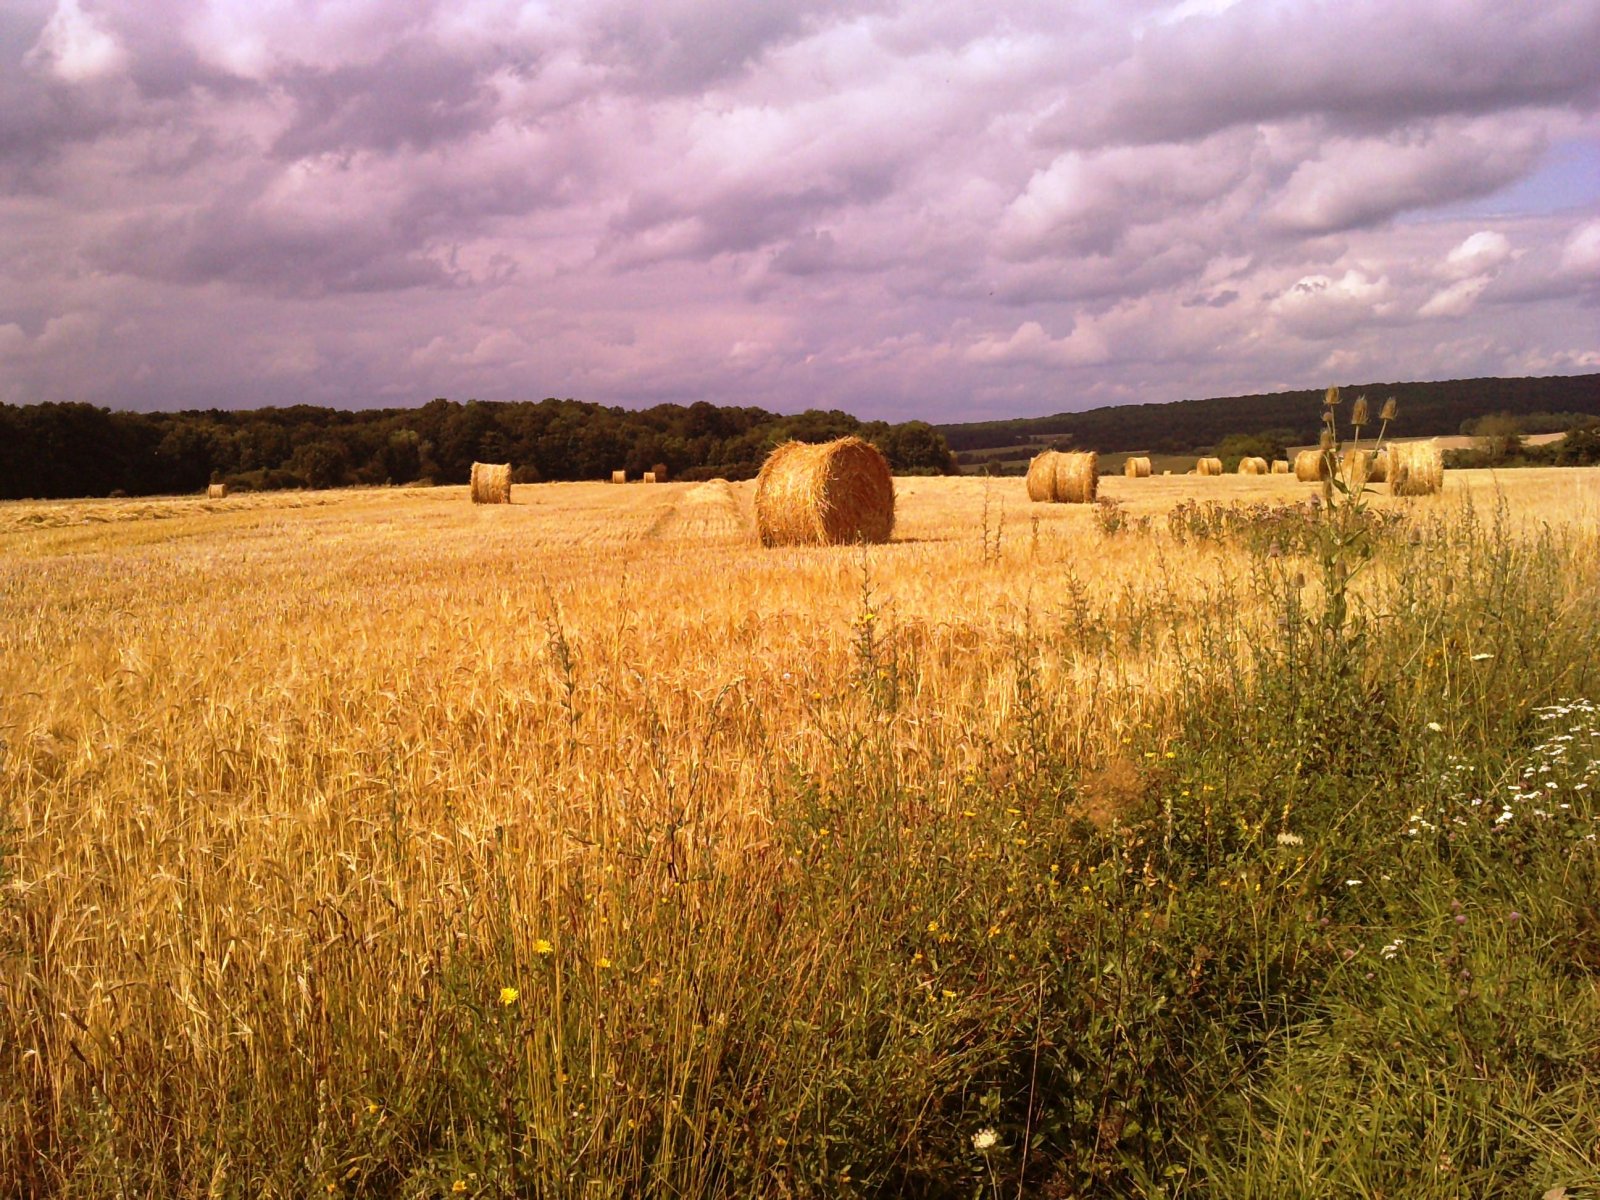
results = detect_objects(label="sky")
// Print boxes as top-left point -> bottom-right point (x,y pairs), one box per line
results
2,0 -> 1598,422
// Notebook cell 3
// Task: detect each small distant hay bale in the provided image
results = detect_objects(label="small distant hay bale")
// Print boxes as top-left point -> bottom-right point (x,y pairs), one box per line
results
1026,450 -> 1062,502
1293,449 -> 1327,482
643,471 -> 658,483
1271,459 -> 1290,474
754,436 -> 895,547
651,463 -> 669,482
1124,456 -> 1152,478
1389,441 -> 1443,496
1054,451 -> 1099,503
1162,469 -> 1172,475
611,470 -> 628,484
1367,450 -> 1388,484
207,483 -> 229,499
470,461 -> 512,504
1237,456 -> 1268,475
1196,457 -> 1223,476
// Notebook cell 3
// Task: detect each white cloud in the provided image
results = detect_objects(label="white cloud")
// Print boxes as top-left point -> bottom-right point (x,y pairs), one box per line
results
1444,231 -> 1512,280
1559,219 -> 1600,279
1270,270 -> 1395,340
28,0 -> 126,82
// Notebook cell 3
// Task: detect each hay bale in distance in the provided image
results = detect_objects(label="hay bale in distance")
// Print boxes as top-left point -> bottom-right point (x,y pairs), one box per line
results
1196,457 -> 1223,476
642,471 -> 658,484
1054,451 -> 1099,503
206,483 -> 228,499
470,461 -> 512,504
754,436 -> 895,547
1341,449 -> 1374,489
1293,449 -> 1327,482
1237,456 -> 1268,475
1389,441 -> 1443,496
1271,459 -> 1290,474
1124,456 -> 1152,478
1026,450 -> 1061,502
611,470 -> 627,484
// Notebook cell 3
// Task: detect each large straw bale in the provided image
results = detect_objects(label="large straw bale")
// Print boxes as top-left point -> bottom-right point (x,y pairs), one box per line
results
1124,456 -> 1152,478
1237,456 -> 1268,475
1367,450 -> 1388,484
1389,441 -> 1444,496
754,437 -> 895,546
1196,457 -> 1223,476
1293,449 -> 1327,482
470,462 -> 512,504
1054,451 -> 1099,503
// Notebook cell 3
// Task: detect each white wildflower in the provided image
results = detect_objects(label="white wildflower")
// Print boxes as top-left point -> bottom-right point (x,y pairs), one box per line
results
1276,831 -> 1304,846
1426,722 -> 1444,733
971,1128 -> 999,1152
1471,653 -> 1494,661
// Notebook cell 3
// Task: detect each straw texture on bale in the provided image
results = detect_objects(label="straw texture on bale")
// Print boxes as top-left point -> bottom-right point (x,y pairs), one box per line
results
1368,450 -> 1388,484
1271,459 -> 1290,474
470,462 -> 512,504
1389,441 -> 1444,496
643,471 -> 657,484
754,437 -> 895,547
1026,450 -> 1061,502
1196,457 -> 1223,476
611,470 -> 627,484
206,483 -> 228,499
1053,451 -> 1099,503
1237,457 -> 1268,475
1124,456 -> 1152,478
1293,449 -> 1328,482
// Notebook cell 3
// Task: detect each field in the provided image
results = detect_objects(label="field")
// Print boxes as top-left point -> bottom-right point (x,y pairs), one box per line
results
5,469 -> 1600,1197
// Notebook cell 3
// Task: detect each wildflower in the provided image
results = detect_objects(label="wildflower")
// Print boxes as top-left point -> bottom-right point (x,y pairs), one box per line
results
1275,831 -> 1304,847
972,1128 -> 999,1152
1426,722 -> 1444,733
452,1183 -> 468,1195
597,957 -> 612,969
499,986 -> 519,1006
1508,911 -> 1521,923
367,1102 -> 380,1115
534,939 -> 554,956
1471,652 -> 1494,661
1345,879 -> 1362,887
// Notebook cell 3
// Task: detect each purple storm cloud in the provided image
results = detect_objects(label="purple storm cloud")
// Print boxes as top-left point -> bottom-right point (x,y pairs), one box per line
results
1,0 -> 1597,419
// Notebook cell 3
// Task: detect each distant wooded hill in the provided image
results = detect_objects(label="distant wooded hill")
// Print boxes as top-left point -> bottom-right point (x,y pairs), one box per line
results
937,375 -> 1600,458
0,398 -> 956,500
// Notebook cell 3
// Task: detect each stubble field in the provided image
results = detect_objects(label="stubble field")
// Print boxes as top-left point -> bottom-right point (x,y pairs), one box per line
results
4,469 -> 1599,1197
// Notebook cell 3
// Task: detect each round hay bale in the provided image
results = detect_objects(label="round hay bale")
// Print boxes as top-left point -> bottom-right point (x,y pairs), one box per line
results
754,437 -> 895,547
1389,441 -> 1443,496
642,471 -> 658,484
1054,451 -> 1099,503
1293,449 -> 1327,482
206,483 -> 229,499
611,470 -> 627,484
1237,456 -> 1268,475
1124,456 -> 1152,478
1271,459 -> 1290,474
1026,450 -> 1061,502
1367,449 -> 1388,484
1196,457 -> 1223,476
1340,449 -> 1374,489
470,462 -> 512,504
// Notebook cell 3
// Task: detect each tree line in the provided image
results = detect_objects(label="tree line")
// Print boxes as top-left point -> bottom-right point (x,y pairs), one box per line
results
0,398 -> 957,500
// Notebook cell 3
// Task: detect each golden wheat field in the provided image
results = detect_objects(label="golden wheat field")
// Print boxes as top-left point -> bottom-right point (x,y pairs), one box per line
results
4,467 -> 1600,1193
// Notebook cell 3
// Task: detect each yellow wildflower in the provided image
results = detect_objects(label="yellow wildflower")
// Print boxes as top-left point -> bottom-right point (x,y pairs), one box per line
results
534,939 -> 554,956
499,987 -> 519,1006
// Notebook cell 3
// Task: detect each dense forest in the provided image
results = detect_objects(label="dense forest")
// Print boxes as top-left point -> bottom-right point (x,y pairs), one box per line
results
938,374 -> 1600,455
0,398 -> 956,500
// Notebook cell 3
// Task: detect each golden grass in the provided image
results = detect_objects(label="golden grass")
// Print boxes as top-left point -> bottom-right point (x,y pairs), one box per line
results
3,467 -> 1597,1184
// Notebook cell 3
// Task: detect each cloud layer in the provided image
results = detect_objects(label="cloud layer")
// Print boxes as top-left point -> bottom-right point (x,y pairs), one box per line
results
2,0 -> 1598,418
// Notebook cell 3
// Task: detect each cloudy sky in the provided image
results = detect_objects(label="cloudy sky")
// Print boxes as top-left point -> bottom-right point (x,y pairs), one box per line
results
2,0 -> 1598,421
